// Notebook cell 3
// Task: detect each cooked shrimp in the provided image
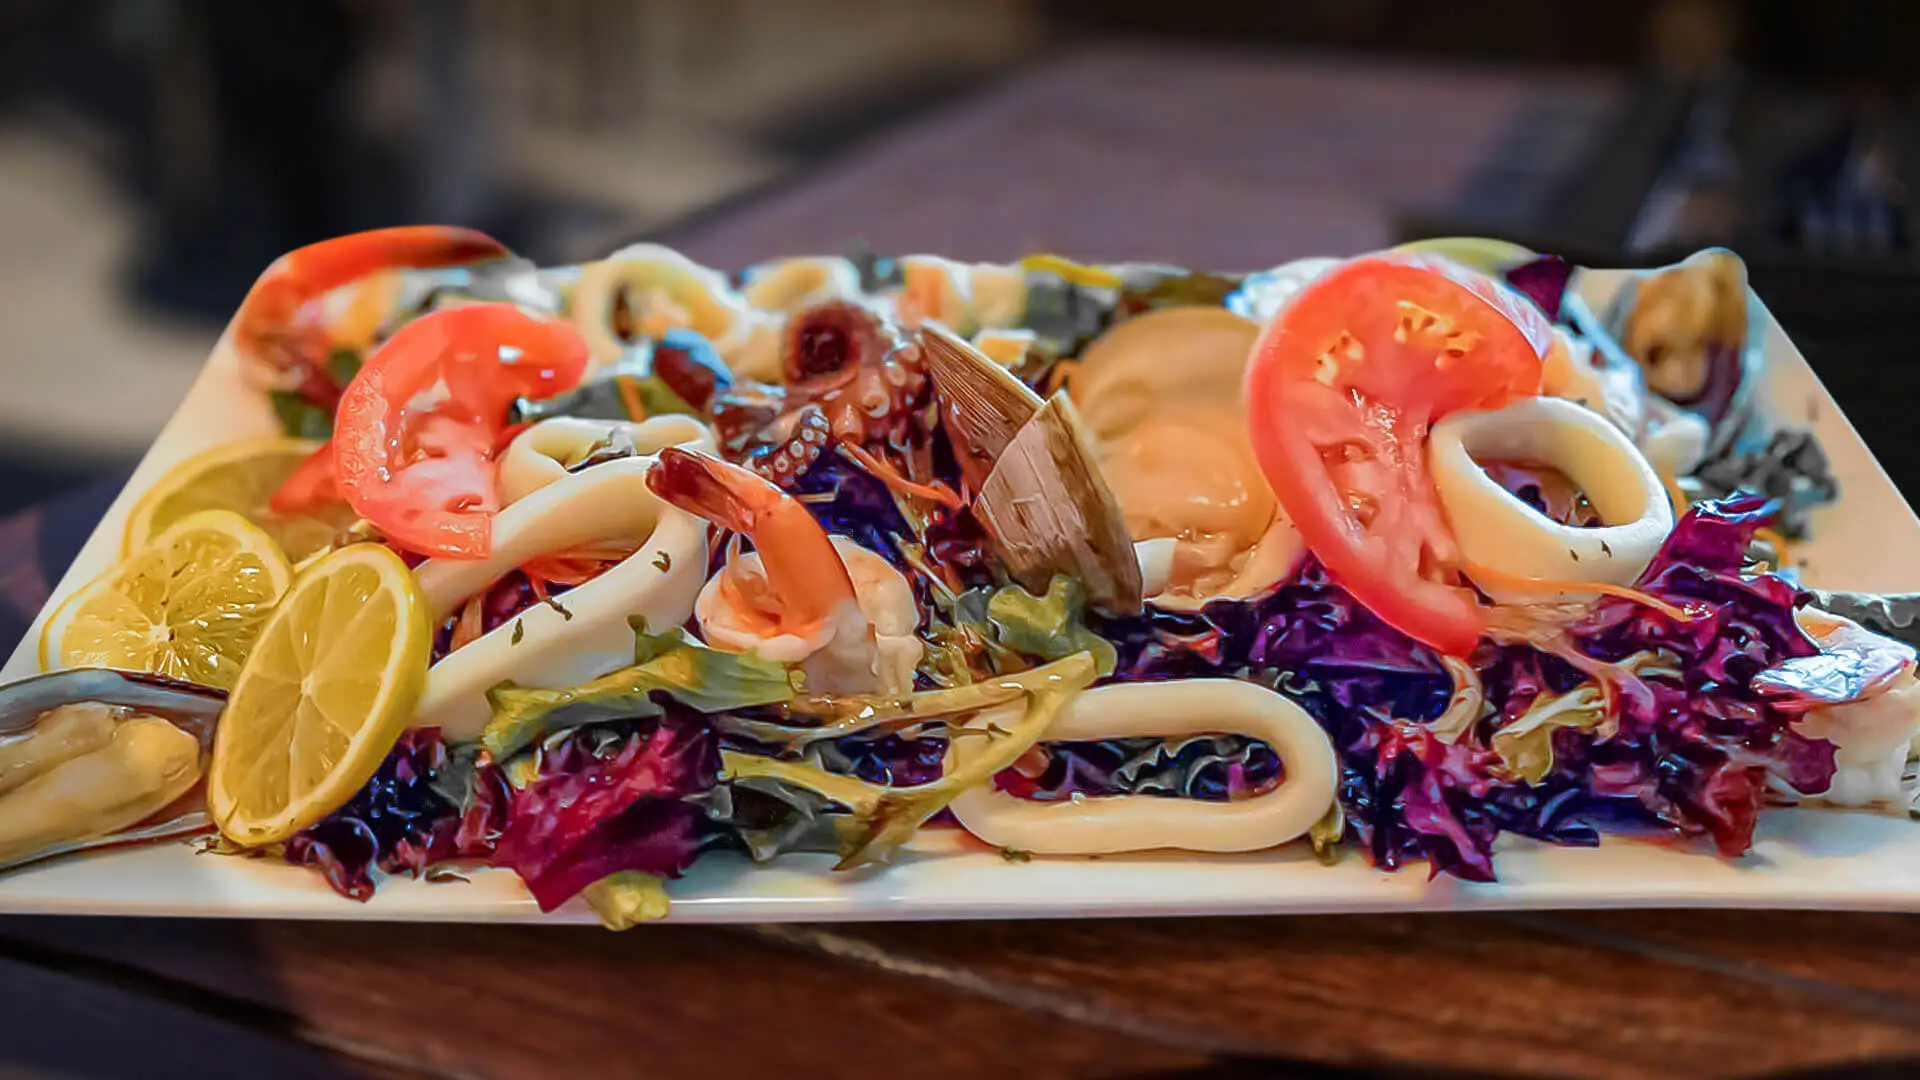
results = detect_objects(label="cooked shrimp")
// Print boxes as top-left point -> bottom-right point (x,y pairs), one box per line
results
233,225 -> 511,390
647,447 -> 884,694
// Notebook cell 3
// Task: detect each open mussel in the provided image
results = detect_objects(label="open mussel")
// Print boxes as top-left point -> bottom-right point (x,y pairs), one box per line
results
0,669 -> 224,872
922,324 -> 1142,614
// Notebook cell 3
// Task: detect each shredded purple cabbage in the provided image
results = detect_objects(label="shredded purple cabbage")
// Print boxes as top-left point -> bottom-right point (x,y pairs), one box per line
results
1503,256 -> 1574,321
1094,494 -> 1837,880
994,736 -> 1283,803
785,453 -> 913,567
284,730 -> 509,901
812,733 -> 949,788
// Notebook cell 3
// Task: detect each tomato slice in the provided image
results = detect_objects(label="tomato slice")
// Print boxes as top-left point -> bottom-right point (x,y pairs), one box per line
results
1243,254 -> 1551,655
268,442 -> 341,516
333,304 -> 589,558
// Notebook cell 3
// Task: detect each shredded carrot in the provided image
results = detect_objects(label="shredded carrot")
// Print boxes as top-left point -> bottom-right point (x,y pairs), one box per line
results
836,442 -> 965,509
1657,469 -> 1690,521
448,593 -> 487,653
1043,359 -> 1081,397
614,374 -> 648,422
1465,561 -> 1699,623
1753,526 -> 1793,570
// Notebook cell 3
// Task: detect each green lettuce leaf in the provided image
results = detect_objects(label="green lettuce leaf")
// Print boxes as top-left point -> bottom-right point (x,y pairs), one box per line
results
581,870 -> 670,929
268,391 -> 333,439
718,651 -> 1097,869
953,576 -> 1117,677
482,624 -> 799,761
1491,652 -> 1679,784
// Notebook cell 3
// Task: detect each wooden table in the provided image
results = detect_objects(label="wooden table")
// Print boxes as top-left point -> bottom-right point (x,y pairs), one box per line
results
4,44 -> 1917,1080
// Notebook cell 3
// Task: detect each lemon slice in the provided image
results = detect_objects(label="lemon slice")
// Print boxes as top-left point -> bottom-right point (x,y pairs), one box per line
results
45,509 -> 293,688
125,436 -> 358,562
1390,237 -> 1538,273
209,543 -> 430,846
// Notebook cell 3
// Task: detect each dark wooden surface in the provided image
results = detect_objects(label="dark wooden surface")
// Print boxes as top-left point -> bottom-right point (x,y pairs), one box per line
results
3,44 -> 1916,1080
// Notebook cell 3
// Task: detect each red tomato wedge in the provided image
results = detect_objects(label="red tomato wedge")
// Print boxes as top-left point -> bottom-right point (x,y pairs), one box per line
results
332,304 -> 589,558
267,442 -> 340,515
1243,255 -> 1553,655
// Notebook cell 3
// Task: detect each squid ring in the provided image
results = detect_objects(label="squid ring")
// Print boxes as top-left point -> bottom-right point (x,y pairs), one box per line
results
570,244 -> 754,372
412,457 -> 709,741
1430,396 -> 1673,589
741,256 -> 862,313
947,680 -> 1338,855
498,415 -> 717,505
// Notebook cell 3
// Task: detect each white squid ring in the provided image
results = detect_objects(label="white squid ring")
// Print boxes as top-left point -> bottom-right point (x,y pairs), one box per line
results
947,680 -> 1339,855
412,457 -> 709,741
498,416 -> 717,505
570,243 -> 755,373
1430,396 -> 1673,589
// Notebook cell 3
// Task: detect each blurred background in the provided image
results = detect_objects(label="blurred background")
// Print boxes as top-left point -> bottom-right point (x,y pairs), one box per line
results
0,0 -> 1915,515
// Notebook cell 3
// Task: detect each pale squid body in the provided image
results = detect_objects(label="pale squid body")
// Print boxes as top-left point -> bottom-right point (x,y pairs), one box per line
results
412,457 -> 710,741
740,256 -> 863,314
1781,609 -> 1920,809
696,535 -> 922,696
1430,396 -> 1673,592
498,416 -> 718,505
947,680 -> 1339,855
570,243 -> 773,378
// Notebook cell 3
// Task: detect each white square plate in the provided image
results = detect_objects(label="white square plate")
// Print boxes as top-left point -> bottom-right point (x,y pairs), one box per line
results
5,269 -> 1920,923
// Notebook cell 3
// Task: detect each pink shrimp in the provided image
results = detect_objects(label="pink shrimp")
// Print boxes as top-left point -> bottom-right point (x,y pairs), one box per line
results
646,447 -> 881,694
233,225 -> 512,402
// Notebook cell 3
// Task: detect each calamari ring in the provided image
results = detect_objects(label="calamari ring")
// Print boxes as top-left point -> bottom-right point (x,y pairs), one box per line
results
1430,396 -> 1673,591
947,680 -> 1339,855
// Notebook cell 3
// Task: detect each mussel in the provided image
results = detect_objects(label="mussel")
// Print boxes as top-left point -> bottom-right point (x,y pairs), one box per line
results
922,323 -> 1143,614
0,669 -> 224,872
1600,248 -> 1763,457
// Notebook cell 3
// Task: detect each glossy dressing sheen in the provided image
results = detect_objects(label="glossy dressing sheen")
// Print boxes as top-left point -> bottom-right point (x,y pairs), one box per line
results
1069,308 -> 1302,605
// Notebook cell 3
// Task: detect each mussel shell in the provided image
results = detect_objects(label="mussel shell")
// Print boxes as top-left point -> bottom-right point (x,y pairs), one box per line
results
0,669 -> 225,750
0,668 -> 224,872
1599,247 -> 1764,460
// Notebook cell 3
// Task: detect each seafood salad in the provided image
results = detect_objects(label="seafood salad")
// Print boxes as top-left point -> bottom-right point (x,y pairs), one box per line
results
11,227 -> 1917,927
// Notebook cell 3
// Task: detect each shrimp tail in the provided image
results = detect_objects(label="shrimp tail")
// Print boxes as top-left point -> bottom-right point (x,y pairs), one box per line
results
646,447 -> 769,534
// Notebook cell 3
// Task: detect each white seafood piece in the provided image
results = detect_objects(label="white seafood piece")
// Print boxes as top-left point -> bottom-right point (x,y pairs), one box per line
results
0,715 -> 201,867
570,243 -> 758,375
1541,324 -> 1708,478
947,680 -> 1339,855
741,256 -> 862,313
413,456 -> 710,741
1542,325 -> 1646,439
1787,609 -> 1920,809
696,535 -> 921,696
1431,396 -> 1673,592
1640,396 -> 1711,479
1224,256 -> 1342,324
499,415 -> 717,505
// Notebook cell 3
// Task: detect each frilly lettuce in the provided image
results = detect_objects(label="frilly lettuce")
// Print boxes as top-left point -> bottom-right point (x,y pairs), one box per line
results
481,623 -> 799,760
717,652 -> 1098,869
